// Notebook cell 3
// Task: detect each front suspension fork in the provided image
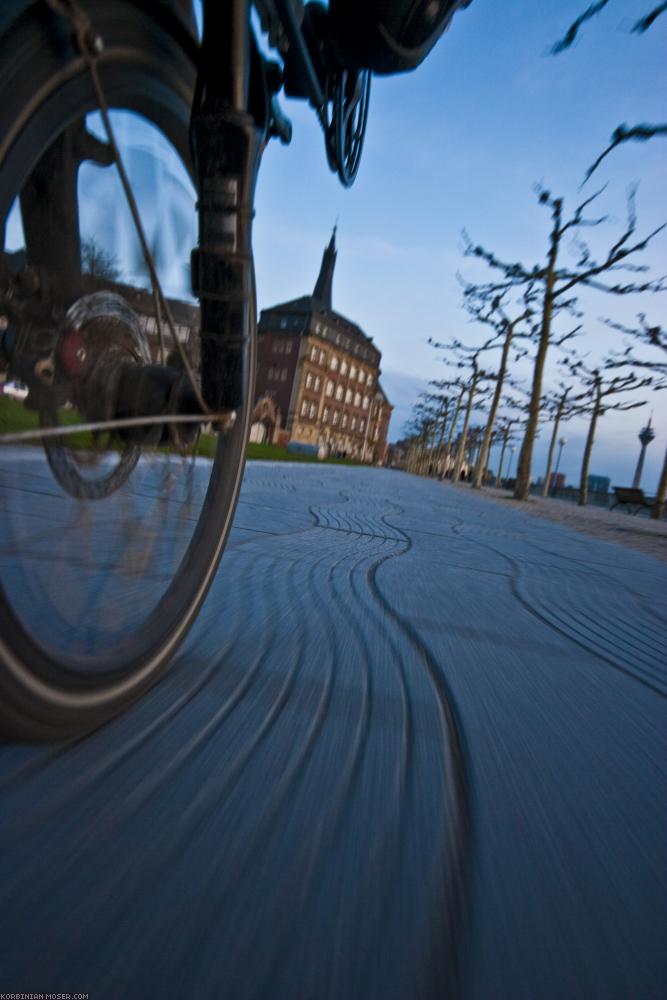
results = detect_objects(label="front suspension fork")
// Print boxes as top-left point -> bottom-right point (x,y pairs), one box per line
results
191,0 -> 264,413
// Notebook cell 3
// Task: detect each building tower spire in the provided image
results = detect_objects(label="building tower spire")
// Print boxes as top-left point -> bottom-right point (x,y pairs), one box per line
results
313,226 -> 337,310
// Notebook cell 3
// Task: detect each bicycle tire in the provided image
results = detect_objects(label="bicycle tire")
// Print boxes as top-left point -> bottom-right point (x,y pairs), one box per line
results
0,1 -> 256,740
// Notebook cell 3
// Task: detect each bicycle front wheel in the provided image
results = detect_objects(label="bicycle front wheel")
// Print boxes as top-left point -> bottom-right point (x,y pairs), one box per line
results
0,2 -> 255,740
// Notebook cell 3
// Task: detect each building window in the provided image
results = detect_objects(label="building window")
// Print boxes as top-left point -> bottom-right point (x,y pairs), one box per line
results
345,388 -> 352,404
305,372 -> 313,389
326,380 -> 334,397
351,416 -> 357,431
373,428 -> 379,442
280,368 -> 288,381
350,365 -> 357,380
309,402 -> 317,419
280,318 -> 287,329
285,341 -> 293,354
310,346 -> 318,362
341,413 -> 348,429
330,356 -> 339,371
314,376 -> 321,391
362,396 -> 369,409
360,419 -> 365,433
315,322 -> 322,333
340,360 -> 348,376
335,385 -> 343,401
354,392 -> 361,407
366,373 -> 373,386
358,369 -> 365,383
319,350 -> 326,365
323,406 -> 329,422
301,400 -> 308,416
332,410 -> 339,425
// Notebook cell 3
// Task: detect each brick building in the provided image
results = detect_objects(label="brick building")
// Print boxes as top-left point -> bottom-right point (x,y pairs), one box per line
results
253,230 -> 392,463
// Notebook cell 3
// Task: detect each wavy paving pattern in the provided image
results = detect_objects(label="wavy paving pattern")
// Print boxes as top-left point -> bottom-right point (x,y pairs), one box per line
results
1,464 -> 666,1000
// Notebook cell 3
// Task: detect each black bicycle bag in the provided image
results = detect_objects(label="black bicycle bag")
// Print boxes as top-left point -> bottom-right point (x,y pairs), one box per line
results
328,0 -> 472,75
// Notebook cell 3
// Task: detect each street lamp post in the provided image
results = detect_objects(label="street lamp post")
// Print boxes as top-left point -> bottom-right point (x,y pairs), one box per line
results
551,436 -> 567,497
507,445 -> 516,484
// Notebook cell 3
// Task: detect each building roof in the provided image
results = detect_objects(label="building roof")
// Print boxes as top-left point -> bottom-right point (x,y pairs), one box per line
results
312,227 -> 337,310
258,229 -> 382,366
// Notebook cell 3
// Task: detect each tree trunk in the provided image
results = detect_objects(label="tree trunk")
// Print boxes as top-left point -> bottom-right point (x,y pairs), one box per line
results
434,400 -> 450,476
542,405 -> 563,497
495,435 -> 508,487
651,444 -> 667,520
452,379 -> 477,483
578,388 -> 601,506
444,387 -> 465,477
514,201 -> 562,501
473,323 -> 514,489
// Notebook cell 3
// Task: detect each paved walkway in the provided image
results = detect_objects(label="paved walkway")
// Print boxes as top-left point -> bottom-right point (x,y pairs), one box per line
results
1,464 -> 665,999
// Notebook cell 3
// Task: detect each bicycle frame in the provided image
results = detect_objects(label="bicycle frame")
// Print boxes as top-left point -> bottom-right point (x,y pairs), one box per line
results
193,0 -> 333,412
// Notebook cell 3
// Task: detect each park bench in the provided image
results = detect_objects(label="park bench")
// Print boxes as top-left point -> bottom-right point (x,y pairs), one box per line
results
610,486 -> 655,515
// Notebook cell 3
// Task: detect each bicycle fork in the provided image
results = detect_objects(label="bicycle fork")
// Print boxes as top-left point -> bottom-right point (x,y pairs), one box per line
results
191,0 -> 265,414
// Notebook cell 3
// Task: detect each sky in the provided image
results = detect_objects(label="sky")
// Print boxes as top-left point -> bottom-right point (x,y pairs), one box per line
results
249,0 -> 667,491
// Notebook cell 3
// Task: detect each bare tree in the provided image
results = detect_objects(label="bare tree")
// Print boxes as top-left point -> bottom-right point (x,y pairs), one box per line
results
466,185 -> 666,501
428,342 -> 495,483
565,359 -> 654,505
436,378 -> 468,476
604,313 -> 667,376
81,237 -> 122,282
458,282 -> 535,489
604,313 -> 667,517
404,393 -> 443,476
540,380 -> 589,495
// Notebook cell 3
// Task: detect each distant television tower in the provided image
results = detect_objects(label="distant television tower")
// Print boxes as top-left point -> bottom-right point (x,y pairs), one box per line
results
632,416 -> 655,489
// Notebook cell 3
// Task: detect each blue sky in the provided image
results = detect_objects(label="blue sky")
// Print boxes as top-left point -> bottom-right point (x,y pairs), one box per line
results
251,0 -> 666,490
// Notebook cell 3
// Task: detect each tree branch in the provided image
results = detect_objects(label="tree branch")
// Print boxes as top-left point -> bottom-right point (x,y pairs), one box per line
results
584,123 -> 667,183
550,0 -> 611,53
632,2 -> 667,33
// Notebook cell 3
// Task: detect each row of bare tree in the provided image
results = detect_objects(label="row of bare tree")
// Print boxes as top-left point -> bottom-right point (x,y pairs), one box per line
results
403,184 -> 666,516
404,2 -> 667,516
